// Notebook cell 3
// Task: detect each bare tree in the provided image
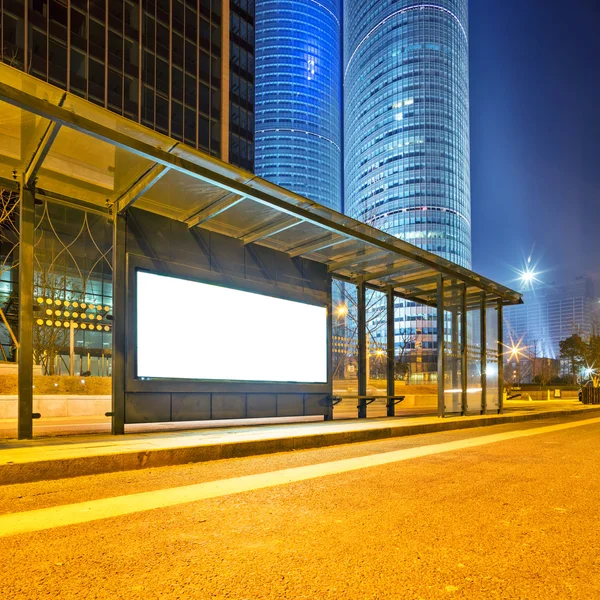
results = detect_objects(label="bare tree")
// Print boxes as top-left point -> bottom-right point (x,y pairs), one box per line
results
332,279 -> 388,381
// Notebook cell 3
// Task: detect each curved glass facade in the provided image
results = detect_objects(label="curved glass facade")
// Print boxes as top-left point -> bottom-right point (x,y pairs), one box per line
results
344,0 -> 471,267
255,0 -> 342,211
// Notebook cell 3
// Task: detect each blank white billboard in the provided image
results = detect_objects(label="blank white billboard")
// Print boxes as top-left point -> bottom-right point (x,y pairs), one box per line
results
136,271 -> 328,383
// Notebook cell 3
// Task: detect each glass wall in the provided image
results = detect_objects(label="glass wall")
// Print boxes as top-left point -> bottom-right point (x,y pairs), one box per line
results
33,201 -> 113,379
255,0 -> 342,210
485,305 -> 500,412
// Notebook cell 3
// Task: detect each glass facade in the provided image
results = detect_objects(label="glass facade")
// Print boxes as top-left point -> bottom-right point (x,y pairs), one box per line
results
254,0 -> 341,210
344,0 -> 471,267
0,0 -> 254,169
229,0 -> 255,171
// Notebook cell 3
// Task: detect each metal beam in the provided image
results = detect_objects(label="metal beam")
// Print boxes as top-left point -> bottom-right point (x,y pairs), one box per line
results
185,193 -> 245,228
386,287 -> 395,416
23,92 -> 66,186
328,249 -> 389,273
436,276 -> 445,418
241,215 -> 301,245
25,122 -> 61,186
392,290 -> 437,309
480,292 -> 487,415
18,178 -> 35,439
387,273 -> 443,289
113,164 -> 170,214
0,77 -> 522,305
333,272 -> 439,308
362,261 -> 420,282
286,234 -> 347,258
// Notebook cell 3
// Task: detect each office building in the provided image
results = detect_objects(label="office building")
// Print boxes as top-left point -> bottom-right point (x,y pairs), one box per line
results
504,276 -> 597,361
254,0 -> 341,209
344,0 -> 471,267
0,0 -> 255,170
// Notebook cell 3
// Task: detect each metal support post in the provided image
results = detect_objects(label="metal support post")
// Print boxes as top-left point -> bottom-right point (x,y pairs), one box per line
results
325,284 -> 333,421
451,306 -> 459,389
497,300 -> 504,414
480,293 -> 487,415
461,284 -> 468,416
111,212 -> 127,434
436,276 -> 445,418
18,177 -> 35,439
69,321 -> 75,376
357,279 -> 367,418
386,287 -> 395,416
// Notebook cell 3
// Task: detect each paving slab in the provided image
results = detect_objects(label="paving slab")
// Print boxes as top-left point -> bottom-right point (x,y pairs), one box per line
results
1,400 -> 598,485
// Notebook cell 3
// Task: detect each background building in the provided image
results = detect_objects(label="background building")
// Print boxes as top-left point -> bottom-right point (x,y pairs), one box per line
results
344,0 -> 471,266
0,0 -> 255,371
254,0 -> 341,210
504,276 -> 597,361
0,0 -> 255,170
344,0 -> 472,378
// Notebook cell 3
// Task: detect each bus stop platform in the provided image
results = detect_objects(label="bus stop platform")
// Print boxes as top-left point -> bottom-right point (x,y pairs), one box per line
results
1,400 -> 599,485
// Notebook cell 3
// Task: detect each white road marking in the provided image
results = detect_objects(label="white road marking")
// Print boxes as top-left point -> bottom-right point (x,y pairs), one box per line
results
1,416 -> 598,538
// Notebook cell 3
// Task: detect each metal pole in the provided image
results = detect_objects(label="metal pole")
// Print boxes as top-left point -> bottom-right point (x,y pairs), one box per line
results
461,284 -> 468,416
497,300 -> 504,414
386,286 -> 395,416
111,212 -> 127,434
480,293 -> 487,415
18,177 -> 35,439
451,306 -> 458,390
357,279 -> 367,418
436,276 -> 445,418
69,321 -> 75,375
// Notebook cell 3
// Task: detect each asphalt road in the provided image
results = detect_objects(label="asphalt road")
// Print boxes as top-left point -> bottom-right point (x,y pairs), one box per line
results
1,414 -> 599,599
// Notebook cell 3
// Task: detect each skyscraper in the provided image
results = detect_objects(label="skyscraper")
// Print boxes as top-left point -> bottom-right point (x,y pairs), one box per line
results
254,0 -> 341,210
344,0 -> 471,267
0,0 -> 254,170
504,276 -> 597,360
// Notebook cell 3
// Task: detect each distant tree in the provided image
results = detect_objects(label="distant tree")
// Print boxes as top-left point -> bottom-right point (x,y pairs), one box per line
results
559,334 -> 586,384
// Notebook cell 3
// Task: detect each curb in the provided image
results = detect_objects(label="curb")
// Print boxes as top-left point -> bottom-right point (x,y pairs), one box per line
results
2,406 -> 600,485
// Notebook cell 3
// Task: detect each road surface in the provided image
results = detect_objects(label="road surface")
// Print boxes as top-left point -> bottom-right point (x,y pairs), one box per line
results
1,413 -> 599,599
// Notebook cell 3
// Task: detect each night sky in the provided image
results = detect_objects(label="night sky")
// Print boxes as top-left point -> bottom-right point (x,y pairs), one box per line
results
469,0 -> 600,289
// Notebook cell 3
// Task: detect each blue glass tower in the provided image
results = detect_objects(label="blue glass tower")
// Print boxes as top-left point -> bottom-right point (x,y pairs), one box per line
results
254,0 -> 342,211
344,0 -> 471,267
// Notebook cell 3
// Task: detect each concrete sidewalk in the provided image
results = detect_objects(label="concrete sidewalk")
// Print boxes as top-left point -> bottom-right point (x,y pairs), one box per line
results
1,400 -> 599,485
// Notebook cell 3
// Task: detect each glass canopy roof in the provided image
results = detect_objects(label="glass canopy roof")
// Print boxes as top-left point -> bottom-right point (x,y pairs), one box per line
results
0,63 -> 521,310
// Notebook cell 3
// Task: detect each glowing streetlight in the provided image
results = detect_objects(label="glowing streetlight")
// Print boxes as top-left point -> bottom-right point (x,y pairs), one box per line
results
520,269 -> 537,284
501,335 -> 527,362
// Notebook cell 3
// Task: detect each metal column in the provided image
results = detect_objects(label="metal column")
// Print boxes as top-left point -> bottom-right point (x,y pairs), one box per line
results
461,284 -> 468,416
386,287 -> 395,416
111,212 -> 127,434
436,276 -> 445,418
18,178 -> 35,440
480,293 -> 487,415
357,280 -> 367,418
497,299 -> 504,414
451,306 -> 459,390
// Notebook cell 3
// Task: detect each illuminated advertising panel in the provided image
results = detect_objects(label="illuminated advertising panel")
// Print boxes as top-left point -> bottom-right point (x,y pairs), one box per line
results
136,271 -> 328,383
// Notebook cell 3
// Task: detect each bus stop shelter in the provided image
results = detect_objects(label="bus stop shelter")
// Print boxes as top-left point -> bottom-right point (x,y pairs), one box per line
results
0,64 -> 522,438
